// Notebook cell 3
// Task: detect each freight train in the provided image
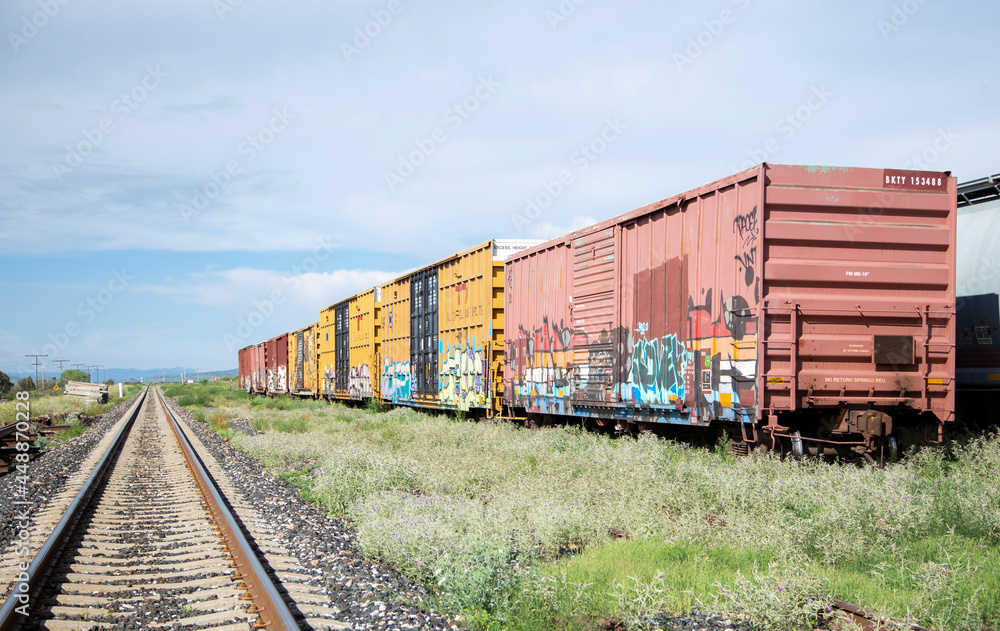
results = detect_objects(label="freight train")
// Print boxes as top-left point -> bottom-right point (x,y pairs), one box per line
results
954,173 -> 1000,424
238,163 -> 959,462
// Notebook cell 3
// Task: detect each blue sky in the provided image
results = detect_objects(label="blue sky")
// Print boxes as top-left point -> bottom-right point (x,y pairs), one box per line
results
1,0 -> 997,375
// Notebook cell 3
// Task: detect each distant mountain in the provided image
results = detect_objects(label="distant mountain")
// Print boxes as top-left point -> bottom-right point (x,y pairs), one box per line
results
3,367 -> 237,383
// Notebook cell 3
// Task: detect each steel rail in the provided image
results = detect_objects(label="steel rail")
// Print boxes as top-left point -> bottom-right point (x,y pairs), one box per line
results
154,387 -> 300,630
833,599 -> 935,631
0,387 -> 148,631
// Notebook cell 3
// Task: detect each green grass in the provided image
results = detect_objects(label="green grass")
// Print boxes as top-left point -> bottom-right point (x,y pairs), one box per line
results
161,382 -> 1000,631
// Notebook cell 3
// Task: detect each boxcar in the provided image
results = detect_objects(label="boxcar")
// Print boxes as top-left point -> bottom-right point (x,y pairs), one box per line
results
504,163 -> 956,458
318,288 -> 380,401
265,333 -> 289,395
238,346 -> 250,391
287,322 -> 319,397
380,239 -> 538,413
251,342 -> 267,395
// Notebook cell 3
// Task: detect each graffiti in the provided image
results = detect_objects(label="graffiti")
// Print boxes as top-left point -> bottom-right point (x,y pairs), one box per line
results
266,365 -> 287,393
628,329 -> 689,404
734,247 -> 757,287
508,316 -> 578,412
723,294 -> 755,341
688,289 -> 730,341
733,206 -> 757,247
349,363 -> 372,399
381,359 -> 411,402
691,348 -> 757,420
439,339 -> 487,410
322,365 -> 334,396
733,205 -> 760,301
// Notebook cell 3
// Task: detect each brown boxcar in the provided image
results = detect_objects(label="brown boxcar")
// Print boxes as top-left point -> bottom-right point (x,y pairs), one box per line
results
287,322 -> 319,397
504,163 -> 956,457
380,240 -> 539,412
265,333 -> 289,395
251,342 -> 266,395
318,288 -> 380,400
238,346 -> 250,391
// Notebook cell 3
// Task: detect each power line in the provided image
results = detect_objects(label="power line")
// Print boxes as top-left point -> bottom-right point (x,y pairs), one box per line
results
24,354 -> 47,389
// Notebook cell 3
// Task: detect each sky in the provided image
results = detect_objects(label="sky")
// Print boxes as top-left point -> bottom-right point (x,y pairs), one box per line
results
1,0 -> 998,376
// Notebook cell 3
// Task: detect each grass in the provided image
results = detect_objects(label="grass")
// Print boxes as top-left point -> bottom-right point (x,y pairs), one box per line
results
0,383 -> 142,426
0,383 -> 143,449
163,379 -> 1000,631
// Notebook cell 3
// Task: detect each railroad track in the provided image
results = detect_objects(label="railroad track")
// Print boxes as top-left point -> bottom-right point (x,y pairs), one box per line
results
0,387 -> 333,630
832,600 -> 935,631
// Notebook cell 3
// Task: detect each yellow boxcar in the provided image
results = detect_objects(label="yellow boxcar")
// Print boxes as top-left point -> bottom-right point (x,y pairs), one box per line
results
317,301 -> 339,399
287,322 -> 318,397
349,287 -> 380,400
318,289 -> 380,401
379,240 -> 538,413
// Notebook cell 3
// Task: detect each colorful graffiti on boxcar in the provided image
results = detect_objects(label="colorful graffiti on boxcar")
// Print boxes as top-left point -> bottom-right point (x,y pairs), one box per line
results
626,329 -> 689,405
438,337 -> 487,410
381,359 -> 411,403
507,317 -> 576,414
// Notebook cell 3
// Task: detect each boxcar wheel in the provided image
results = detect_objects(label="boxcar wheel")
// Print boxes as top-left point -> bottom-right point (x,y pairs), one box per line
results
789,429 -> 804,458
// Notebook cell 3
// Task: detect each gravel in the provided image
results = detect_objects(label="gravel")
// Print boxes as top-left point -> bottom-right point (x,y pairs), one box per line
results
0,393 -> 141,554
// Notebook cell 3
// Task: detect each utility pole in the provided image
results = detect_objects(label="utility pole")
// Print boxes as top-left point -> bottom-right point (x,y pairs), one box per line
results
87,365 -> 99,384
54,359 -> 69,372
24,354 -> 47,389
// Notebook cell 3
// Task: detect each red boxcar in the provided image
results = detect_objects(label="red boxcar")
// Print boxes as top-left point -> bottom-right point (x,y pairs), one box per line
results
504,163 -> 956,458
265,333 -> 289,395
238,346 -> 250,391
252,342 -> 267,395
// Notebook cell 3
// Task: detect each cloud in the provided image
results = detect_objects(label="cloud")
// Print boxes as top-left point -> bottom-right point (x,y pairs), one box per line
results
522,215 -> 599,241
135,266 -> 400,314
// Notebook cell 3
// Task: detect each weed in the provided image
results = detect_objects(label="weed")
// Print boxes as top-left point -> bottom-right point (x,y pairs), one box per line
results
709,562 -> 833,630
610,572 -> 674,627
224,402 -> 1000,630
209,410 -> 231,431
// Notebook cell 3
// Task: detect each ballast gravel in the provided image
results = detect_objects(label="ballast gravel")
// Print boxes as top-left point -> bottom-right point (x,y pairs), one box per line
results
0,393 -> 141,554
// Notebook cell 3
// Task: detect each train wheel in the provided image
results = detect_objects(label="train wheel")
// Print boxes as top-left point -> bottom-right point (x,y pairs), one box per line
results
884,434 -> 899,464
789,429 -> 804,458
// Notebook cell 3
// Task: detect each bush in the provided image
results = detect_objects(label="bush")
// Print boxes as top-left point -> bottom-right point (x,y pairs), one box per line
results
209,409 -> 231,431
